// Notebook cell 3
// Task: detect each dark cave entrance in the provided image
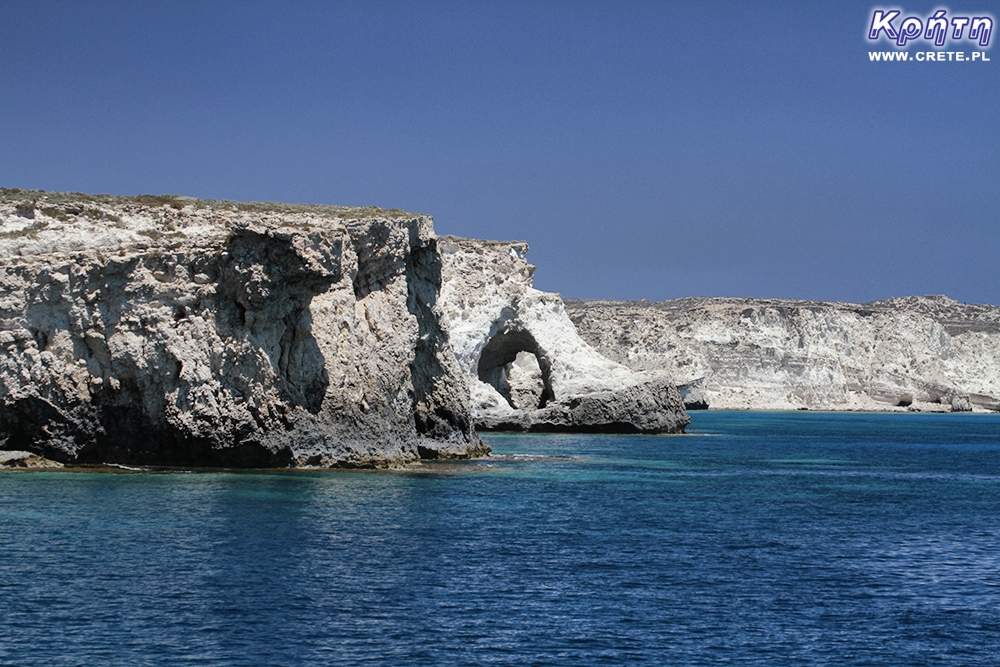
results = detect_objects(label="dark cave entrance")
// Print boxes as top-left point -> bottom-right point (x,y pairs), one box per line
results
477,327 -> 555,410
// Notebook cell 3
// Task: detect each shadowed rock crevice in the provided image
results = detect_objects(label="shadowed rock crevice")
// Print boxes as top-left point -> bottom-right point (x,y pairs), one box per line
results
405,230 -> 483,456
218,227 -> 335,416
348,220 -> 397,300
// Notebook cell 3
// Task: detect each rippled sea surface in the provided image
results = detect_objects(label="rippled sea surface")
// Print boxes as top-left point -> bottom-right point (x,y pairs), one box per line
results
2,411 -> 1000,666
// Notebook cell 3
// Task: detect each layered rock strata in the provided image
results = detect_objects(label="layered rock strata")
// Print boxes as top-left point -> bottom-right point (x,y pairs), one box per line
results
437,237 -> 689,433
0,191 -> 486,467
567,296 -> 1000,413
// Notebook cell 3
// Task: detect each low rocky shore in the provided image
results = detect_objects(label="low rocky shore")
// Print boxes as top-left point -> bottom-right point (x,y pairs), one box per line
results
0,450 -> 63,469
567,296 -> 1000,413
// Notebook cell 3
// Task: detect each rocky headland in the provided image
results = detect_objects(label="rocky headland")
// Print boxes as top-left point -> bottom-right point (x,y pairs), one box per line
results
438,237 -> 688,434
0,190 -> 688,469
0,190 -> 485,467
566,296 -> 1000,413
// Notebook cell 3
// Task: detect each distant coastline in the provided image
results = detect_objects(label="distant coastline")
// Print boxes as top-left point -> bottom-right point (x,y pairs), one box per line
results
566,295 -> 1000,414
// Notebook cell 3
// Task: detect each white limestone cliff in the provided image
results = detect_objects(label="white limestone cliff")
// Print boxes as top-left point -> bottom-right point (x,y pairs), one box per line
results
437,237 -> 689,433
567,296 -> 1000,413
0,190 -> 693,469
0,191 -> 485,467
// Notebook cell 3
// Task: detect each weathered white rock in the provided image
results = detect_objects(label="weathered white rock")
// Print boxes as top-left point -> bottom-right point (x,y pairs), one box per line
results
0,449 -> 63,468
438,237 -> 689,433
0,193 -> 486,467
567,296 -> 1000,413
507,351 -> 545,410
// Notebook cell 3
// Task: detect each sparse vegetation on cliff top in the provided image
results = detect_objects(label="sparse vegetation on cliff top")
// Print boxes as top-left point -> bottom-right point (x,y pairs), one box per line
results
0,188 -> 417,220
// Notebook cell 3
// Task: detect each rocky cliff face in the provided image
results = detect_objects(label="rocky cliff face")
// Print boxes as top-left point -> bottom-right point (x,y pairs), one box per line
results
0,191 -> 486,467
567,296 -> 1000,413
437,237 -> 689,433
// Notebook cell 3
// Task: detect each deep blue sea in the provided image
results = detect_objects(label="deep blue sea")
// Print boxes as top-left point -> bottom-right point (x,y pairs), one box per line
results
2,411 -> 1000,666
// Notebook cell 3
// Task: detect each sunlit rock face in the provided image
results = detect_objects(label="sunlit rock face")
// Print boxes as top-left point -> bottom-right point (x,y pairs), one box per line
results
437,237 -> 689,434
0,193 -> 486,467
566,296 -> 1000,413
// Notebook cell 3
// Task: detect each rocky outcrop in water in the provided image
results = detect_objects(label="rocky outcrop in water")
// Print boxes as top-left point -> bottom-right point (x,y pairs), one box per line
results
0,450 -> 63,469
0,191 -> 486,467
437,237 -> 689,433
567,296 -> 1000,413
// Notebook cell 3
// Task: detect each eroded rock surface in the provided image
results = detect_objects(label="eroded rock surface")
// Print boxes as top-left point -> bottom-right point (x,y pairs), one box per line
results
567,296 -> 1000,412
0,192 -> 486,467
0,450 -> 63,469
438,237 -> 689,433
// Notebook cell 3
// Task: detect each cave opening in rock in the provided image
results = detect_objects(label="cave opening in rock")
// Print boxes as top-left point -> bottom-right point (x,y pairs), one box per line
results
477,327 -> 554,410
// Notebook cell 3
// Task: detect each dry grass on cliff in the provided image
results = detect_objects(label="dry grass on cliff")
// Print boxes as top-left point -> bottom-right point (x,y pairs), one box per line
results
0,188 -> 416,221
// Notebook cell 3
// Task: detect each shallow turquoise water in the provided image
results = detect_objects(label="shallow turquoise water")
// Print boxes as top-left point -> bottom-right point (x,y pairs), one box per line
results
1,411 -> 999,665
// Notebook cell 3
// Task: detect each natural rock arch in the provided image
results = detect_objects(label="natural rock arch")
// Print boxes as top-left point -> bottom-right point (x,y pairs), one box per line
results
477,326 -> 554,410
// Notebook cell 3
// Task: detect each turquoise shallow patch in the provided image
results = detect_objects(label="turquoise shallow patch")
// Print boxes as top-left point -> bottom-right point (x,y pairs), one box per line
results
765,458 -> 857,465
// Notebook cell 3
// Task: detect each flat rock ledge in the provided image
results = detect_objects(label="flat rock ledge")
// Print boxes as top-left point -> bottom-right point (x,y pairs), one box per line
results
0,450 -> 64,469
474,377 -> 689,434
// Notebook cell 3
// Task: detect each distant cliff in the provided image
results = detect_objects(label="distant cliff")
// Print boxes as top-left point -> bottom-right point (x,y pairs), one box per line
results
567,296 -> 1000,413
0,190 -> 485,467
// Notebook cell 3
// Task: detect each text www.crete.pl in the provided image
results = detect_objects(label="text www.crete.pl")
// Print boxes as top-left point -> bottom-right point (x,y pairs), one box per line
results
869,51 -> 991,61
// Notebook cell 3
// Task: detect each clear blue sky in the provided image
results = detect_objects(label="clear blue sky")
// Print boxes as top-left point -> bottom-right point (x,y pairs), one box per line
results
2,1 -> 997,304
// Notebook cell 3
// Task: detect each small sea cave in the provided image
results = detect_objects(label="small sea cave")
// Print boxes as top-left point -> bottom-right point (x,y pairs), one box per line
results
477,327 -> 554,410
